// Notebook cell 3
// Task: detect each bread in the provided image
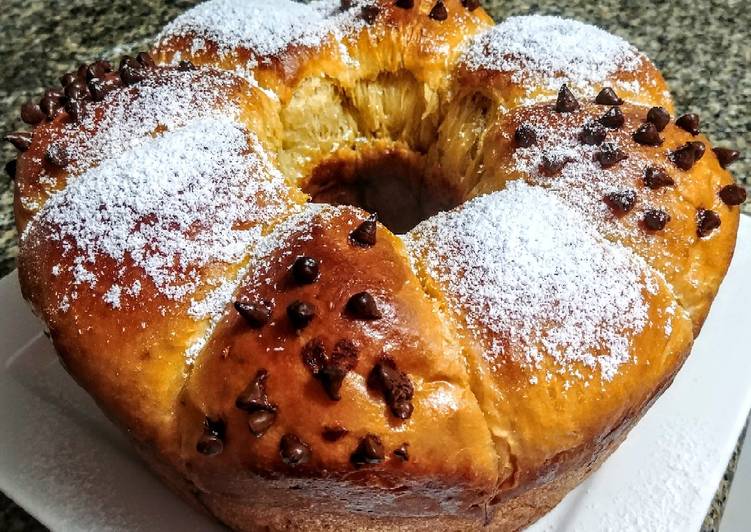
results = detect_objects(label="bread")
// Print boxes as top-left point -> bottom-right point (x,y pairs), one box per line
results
6,0 -> 745,529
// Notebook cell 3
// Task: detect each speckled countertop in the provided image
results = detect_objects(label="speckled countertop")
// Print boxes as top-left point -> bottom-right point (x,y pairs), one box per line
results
0,0 -> 748,530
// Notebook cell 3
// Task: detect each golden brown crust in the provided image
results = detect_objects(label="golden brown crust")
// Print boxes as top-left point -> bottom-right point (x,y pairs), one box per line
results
139,394 -> 638,531
404,185 -> 696,500
424,12 -> 675,201
470,101 -> 740,330
153,0 -> 493,185
154,0 -> 493,98
14,65 -> 300,455
13,67 -> 275,229
177,206 -> 498,518
452,46 -> 671,113
10,1 -> 745,530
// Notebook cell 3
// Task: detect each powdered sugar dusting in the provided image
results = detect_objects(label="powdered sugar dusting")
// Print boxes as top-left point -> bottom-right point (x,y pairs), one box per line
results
405,182 -> 655,382
184,203 -> 333,363
45,69 -> 243,180
460,15 -> 643,92
506,105 -> 663,246
30,118 -> 292,307
158,0 -> 365,62
102,285 -> 122,309
236,203 -> 347,297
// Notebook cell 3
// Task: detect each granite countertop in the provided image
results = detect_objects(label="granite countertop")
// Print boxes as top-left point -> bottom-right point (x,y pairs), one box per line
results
0,0 -> 748,530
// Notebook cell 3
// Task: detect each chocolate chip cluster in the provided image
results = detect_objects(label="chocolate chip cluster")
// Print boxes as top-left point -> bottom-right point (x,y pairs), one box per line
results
512,85 -> 746,239
3,52 -> 199,175
198,214 -> 415,470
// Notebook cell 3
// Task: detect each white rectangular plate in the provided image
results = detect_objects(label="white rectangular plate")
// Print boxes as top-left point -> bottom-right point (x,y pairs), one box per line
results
720,416 -> 751,531
2,218 -> 750,532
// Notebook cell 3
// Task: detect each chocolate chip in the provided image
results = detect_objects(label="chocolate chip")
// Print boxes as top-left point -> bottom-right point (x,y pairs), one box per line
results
85,59 -> 112,81
235,369 -> 276,413
670,143 -> 698,171
196,418 -> 225,456
642,166 -> 674,189
675,113 -> 700,136
632,123 -> 663,146
595,87 -> 623,106
554,84 -> 579,113
345,291 -> 382,320
642,209 -> 670,231
45,144 -> 69,168
579,120 -> 607,146
119,56 -> 146,85
713,148 -> 740,169
234,300 -> 273,328
368,356 -> 414,420
60,72 -> 78,87
350,214 -> 377,247
688,141 -> 705,161
302,337 -> 327,374
360,4 -> 380,23
645,107 -> 670,132
4,132 -> 32,152
280,434 -> 311,466
248,411 -> 276,437
538,155 -> 573,176
514,125 -> 537,148
287,300 -> 316,329
428,0 -> 448,20
594,143 -> 628,169
603,190 -> 637,215
76,64 -> 88,80
247,411 -> 276,438
322,425 -> 349,442
292,256 -> 319,285
64,79 -> 90,101
461,0 -> 480,10
177,60 -> 196,72
20,102 -> 45,125
719,184 -> 746,206
303,338 -> 358,400
393,443 -> 410,461
394,0 -> 414,8
196,434 -> 223,456
315,365 -> 349,401
5,159 -> 16,179
88,76 -> 121,102
136,52 -> 156,68
340,0 -> 352,9
696,208 -> 721,238
40,90 -> 64,121
65,98 -> 85,122
44,88 -> 64,101
96,58 -> 114,71
351,434 -> 385,466
599,106 -> 625,129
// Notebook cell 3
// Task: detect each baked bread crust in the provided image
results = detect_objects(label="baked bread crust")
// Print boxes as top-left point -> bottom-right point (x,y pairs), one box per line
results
8,0 -> 744,530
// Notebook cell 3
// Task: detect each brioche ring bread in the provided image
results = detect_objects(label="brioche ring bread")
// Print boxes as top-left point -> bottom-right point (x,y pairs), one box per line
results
7,0 -> 747,530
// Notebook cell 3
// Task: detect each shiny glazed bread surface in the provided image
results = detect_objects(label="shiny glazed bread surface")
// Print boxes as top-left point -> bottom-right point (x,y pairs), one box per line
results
10,0 -> 744,529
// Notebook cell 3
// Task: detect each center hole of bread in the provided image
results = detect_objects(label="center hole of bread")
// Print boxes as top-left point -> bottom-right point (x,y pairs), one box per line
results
303,149 -> 462,234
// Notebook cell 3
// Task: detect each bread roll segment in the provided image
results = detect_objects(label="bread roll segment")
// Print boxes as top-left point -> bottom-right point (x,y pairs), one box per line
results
177,205 -> 499,527
470,100 -> 739,330
155,0 -> 492,185
9,0 -> 743,529
404,182 -> 694,499
431,15 -> 672,197
15,68 -> 301,457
